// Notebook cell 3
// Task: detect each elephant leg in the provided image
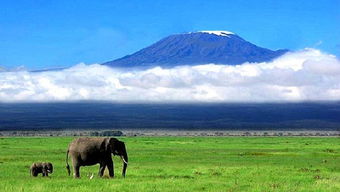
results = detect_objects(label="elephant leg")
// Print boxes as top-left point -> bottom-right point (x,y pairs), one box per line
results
98,163 -> 106,177
31,169 -> 37,177
73,165 -> 80,178
107,159 -> 114,178
72,156 -> 81,178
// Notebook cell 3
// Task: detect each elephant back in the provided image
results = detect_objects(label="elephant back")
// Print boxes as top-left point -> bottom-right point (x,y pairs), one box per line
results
68,137 -> 108,154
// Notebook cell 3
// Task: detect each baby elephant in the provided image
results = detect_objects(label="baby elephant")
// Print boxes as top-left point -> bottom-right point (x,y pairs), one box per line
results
30,162 -> 53,177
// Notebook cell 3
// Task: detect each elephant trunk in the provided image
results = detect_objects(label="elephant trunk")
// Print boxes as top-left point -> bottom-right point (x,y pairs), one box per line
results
121,151 -> 128,177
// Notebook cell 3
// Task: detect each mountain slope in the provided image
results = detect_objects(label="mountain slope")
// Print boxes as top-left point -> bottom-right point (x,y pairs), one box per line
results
103,31 -> 288,67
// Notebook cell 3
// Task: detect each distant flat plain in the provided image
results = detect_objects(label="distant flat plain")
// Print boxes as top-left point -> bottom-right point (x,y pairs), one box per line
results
1,102 -> 340,131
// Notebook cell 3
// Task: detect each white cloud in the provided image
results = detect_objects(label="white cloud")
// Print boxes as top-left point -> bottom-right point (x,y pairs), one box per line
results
0,48 -> 339,102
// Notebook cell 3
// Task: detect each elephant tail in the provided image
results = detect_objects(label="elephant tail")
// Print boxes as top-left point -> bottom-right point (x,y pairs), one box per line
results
66,149 -> 71,176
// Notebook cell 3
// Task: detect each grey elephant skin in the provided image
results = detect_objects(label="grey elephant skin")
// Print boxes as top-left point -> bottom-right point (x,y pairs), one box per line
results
66,137 -> 128,178
30,162 -> 53,177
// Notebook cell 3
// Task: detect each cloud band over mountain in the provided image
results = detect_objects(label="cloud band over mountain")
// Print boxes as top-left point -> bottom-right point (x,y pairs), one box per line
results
0,49 -> 339,102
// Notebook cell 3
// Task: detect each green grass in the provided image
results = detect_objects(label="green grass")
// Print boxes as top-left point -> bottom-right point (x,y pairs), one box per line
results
0,137 -> 339,192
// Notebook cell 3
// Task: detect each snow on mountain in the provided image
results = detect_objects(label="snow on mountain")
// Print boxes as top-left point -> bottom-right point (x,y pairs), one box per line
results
198,30 -> 235,37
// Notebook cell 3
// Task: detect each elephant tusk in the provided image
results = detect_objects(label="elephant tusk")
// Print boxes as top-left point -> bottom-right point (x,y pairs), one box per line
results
121,156 -> 128,165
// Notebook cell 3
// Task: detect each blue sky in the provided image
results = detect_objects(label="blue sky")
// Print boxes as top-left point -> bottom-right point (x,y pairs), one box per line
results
0,0 -> 339,70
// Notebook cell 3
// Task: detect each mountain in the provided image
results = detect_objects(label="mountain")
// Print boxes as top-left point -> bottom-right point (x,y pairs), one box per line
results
103,31 -> 289,67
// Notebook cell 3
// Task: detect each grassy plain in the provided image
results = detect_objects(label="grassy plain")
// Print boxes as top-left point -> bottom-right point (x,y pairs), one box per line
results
0,136 -> 339,192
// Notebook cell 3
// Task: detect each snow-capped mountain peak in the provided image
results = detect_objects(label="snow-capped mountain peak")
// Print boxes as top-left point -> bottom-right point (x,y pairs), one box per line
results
103,31 -> 288,67
199,30 -> 235,36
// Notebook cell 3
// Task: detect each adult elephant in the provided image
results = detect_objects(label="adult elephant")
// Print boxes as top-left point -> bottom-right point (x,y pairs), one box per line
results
66,137 -> 128,178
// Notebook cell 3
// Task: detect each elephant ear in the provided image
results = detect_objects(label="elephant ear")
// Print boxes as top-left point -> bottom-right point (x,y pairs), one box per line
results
104,138 -> 117,153
42,163 -> 48,171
